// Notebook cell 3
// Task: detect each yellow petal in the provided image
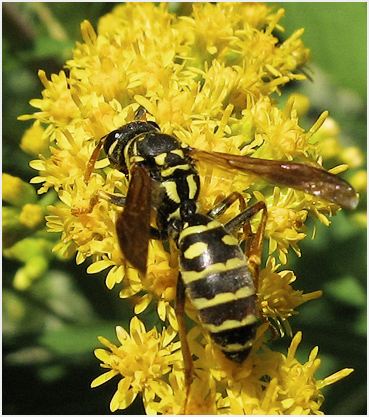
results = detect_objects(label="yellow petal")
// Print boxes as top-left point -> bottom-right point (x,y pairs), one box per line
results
87,260 -> 115,273
91,369 -> 119,388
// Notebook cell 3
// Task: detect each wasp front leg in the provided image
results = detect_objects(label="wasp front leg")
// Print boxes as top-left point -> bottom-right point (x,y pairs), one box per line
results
71,189 -> 126,216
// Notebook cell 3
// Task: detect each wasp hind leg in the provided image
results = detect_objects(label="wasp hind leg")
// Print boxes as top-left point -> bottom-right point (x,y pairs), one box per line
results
224,200 -> 278,339
175,273 -> 195,414
210,196 -> 270,329
224,200 -> 267,288
206,191 -> 246,219
206,193 -> 268,292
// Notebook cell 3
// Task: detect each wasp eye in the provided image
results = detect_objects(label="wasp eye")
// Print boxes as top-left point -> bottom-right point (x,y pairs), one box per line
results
148,121 -> 160,130
103,130 -> 121,155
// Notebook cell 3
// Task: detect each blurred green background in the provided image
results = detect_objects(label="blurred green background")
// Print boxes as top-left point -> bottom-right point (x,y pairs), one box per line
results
3,3 -> 366,415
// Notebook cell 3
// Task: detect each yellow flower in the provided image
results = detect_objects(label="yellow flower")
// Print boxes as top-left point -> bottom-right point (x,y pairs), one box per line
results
20,121 -> 49,156
92,322 -> 353,415
2,173 -> 37,207
258,256 -> 322,336
19,2 -> 357,414
19,203 -> 45,229
91,317 -> 180,412
223,331 -> 353,415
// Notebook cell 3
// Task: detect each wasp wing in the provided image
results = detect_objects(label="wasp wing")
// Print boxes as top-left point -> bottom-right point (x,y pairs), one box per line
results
190,149 -> 358,210
115,164 -> 152,274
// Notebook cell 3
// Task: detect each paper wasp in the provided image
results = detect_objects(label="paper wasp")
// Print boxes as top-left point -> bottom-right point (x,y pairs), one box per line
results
80,106 -> 357,271
73,106 -> 358,401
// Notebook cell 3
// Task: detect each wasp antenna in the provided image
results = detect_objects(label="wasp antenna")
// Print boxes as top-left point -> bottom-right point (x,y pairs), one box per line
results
135,105 -> 148,121
84,136 -> 106,182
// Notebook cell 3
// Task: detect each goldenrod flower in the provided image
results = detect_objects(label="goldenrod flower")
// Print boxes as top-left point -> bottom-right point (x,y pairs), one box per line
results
19,2 -> 358,414
258,256 -> 322,336
92,322 -> 353,415
3,173 -> 38,207
2,173 -> 55,289
91,317 -> 180,412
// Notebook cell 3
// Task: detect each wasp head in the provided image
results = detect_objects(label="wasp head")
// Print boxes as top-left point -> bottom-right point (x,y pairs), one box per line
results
103,120 -> 160,174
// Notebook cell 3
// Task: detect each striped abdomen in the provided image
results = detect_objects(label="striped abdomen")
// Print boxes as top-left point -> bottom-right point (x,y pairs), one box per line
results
177,213 -> 257,363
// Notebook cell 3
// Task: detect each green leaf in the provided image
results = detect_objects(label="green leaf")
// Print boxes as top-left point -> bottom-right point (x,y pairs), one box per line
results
324,275 -> 366,307
38,322 -> 122,355
279,3 -> 366,99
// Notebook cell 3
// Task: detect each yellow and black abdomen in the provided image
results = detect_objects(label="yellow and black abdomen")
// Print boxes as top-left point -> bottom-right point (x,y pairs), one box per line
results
177,213 -> 258,363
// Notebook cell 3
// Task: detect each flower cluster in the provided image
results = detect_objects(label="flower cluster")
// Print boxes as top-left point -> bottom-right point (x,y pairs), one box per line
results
2,173 -> 55,290
91,318 -> 352,414
19,3 -> 357,414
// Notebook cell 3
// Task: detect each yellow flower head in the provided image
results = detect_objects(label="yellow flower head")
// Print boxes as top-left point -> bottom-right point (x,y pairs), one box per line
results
20,3 -> 357,414
92,322 -> 353,415
91,317 -> 180,412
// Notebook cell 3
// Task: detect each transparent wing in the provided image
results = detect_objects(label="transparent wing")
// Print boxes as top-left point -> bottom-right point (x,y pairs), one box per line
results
190,149 -> 358,210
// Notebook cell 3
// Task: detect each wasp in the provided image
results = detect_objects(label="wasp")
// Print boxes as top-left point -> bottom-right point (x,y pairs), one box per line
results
73,106 -> 358,402
80,107 -> 357,272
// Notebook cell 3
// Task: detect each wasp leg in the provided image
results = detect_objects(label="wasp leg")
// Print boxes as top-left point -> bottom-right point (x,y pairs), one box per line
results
71,189 -> 126,216
244,202 -> 267,292
71,189 -> 167,239
99,190 -> 126,207
134,105 -> 148,121
206,191 -> 254,257
224,201 -> 273,336
84,136 -> 106,182
206,191 -> 246,219
224,201 -> 267,289
175,273 -> 194,414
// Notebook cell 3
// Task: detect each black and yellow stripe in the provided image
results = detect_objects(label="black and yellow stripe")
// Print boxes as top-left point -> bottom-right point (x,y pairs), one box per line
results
103,122 -> 200,232
130,132 -> 200,230
90,106 -> 356,372
177,212 -> 257,363
101,114 -> 257,363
